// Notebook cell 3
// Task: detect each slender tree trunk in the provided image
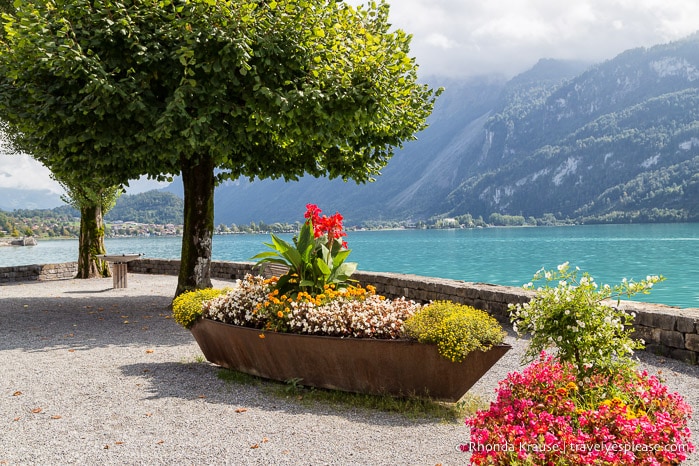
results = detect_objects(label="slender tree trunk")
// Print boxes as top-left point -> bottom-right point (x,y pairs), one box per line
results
76,204 -> 111,278
176,154 -> 215,297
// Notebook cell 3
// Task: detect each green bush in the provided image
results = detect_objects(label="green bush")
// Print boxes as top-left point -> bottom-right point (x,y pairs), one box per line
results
403,301 -> 506,362
172,288 -> 228,329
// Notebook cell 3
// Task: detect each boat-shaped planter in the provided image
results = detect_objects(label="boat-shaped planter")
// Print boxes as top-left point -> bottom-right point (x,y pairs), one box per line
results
190,317 -> 511,402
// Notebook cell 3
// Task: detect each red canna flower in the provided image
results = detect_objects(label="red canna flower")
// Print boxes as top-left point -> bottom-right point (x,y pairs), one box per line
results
304,204 -> 348,247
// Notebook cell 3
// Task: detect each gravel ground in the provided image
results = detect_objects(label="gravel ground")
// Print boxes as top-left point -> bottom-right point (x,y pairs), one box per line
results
1,273 -> 697,465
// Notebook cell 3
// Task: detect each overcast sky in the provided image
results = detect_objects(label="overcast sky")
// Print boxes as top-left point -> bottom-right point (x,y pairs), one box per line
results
2,0 -> 698,200
355,0 -> 699,78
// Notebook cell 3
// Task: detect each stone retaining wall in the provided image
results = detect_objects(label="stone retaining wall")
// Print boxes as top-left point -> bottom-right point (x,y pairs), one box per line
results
2,259 -> 697,364
0,262 -> 77,282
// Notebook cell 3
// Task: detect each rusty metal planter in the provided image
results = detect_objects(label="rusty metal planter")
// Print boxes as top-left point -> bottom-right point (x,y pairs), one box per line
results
191,318 -> 510,402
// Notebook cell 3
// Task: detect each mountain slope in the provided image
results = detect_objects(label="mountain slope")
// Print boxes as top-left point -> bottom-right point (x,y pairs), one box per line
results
446,34 -> 699,221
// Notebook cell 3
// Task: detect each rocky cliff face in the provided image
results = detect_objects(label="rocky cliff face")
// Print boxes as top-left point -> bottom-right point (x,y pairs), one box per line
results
446,34 -> 699,222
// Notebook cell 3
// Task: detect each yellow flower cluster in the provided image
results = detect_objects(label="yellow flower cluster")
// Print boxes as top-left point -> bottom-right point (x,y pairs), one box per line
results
172,288 -> 229,329
403,301 -> 506,362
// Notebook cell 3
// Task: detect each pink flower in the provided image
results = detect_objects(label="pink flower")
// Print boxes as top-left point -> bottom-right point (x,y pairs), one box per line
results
465,354 -> 694,465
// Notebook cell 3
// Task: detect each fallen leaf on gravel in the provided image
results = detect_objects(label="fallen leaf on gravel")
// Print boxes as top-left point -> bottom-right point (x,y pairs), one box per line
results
141,326 -> 149,331
31,408 -> 42,414
145,349 -> 154,354
68,349 -> 75,353
262,437 -> 269,443
115,441 -> 124,445
156,440 -> 164,444
250,444 -> 259,449
12,391 -> 22,396
98,307 -> 104,311
145,413 -> 152,417
13,417 -> 20,422
50,415 -> 62,420
235,408 -> 247,413
104,445 -> 109,450
198,394 -> 206,399
164,316 -> 172,319
120,315 -> 129,318
23,305 -> 28,308
123,320 -> 129,324
143,369 -> 150,373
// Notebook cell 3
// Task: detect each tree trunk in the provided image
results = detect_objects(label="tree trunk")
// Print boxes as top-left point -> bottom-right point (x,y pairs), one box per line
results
76,204 -> 111,278
176,154 -> 215,297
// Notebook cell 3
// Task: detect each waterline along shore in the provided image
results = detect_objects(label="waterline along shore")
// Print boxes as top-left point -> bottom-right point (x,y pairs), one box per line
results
1,223 -> 698,308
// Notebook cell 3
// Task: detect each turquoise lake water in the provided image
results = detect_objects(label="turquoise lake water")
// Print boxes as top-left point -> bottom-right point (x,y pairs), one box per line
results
1,223 -> 698,309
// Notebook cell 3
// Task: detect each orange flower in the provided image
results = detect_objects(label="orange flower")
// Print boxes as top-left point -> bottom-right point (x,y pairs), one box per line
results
258,333 -> 265,339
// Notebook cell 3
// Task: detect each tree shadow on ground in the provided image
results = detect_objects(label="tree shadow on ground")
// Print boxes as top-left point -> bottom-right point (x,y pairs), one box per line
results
0,294 -> 191,351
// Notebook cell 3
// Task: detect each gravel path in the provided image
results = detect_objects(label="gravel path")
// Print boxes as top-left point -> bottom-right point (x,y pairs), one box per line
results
1,274 -> 697,465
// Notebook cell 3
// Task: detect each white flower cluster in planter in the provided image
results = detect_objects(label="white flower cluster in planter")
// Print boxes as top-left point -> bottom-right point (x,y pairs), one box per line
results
201,274 -> 422,339
285,294 -> 421,338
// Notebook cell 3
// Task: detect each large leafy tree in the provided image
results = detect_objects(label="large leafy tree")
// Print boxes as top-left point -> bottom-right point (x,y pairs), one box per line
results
56,177 -> 122,278
0,0 -> 440,296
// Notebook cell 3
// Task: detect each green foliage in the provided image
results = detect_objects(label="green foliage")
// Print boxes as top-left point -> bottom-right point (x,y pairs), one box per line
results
253,205 -> 356,296
509,263 -> 664,377
106,191 -> 184,224
403,301 -> 506,362
172,288 -> 228,329
0,207 -> 80,238
57,179 -> 122,217
0,0 -> 438,188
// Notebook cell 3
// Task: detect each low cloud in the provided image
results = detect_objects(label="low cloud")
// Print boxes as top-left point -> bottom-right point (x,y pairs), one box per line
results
348,0 -> 699,78
0,152 -> 64,194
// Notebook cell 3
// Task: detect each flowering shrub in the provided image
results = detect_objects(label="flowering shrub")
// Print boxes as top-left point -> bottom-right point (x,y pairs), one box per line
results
509,262 -> 664,376
202,274 -> 421,339
465,264 -> 693,465
201,274 -> 270,328
172,288 -> 229,329
403,301 -> 506,362
252,204 -> 356,297
465,353 -> 694,465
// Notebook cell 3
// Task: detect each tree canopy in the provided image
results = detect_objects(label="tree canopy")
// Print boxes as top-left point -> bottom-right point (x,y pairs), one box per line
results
0,0 -> 440,294
0,0 -> 437,183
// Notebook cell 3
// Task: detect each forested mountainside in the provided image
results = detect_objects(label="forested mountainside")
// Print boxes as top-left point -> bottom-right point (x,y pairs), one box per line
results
159,33 -> 699,225
446,34 -> 699,222
105,191 -> 183,225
